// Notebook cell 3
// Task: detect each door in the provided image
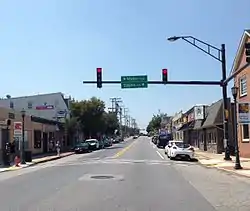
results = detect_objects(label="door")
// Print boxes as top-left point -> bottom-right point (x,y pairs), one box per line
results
43,132 -> 48,153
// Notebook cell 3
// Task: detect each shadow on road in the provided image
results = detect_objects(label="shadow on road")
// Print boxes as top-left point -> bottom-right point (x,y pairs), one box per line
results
171,158 -> 199,163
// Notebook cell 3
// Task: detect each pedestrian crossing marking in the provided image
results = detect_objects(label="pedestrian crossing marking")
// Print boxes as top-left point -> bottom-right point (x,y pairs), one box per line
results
54,159 -> 173,167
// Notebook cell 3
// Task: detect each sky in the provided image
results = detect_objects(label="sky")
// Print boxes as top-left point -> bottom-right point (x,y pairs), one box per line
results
0,0 -> 249,129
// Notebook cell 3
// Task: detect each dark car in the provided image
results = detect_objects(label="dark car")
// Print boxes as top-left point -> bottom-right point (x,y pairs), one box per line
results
157,134 -> 172,148
74,142 -> 90,154
113,136 -> 121,144
98,139 -> 105,149
103,138 -> 112,147
152,135 -> 158,144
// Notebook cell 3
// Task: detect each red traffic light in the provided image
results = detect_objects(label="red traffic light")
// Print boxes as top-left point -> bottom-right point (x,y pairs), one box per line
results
97,68 -> 102,73
162,69 -> 167,75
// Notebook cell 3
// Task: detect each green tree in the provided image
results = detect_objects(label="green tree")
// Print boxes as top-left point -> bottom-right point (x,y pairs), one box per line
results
69,97 -> 119,138
146,114 -> 162,133
103,112 -> 119,135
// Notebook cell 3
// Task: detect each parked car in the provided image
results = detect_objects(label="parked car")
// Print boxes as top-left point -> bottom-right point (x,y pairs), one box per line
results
157,133 -> 172,148
74,142 -> 90,154
165,141 -> 183,157
152,135 -> 158,144
104,138 -> 112,147
85,139 -> 100,150
98,139 -> 105,149
168,142 -> 194,160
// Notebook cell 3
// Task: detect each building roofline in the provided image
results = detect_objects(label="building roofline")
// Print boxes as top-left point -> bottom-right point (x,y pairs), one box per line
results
230,29 -> 250,75
0,92 -> 64,100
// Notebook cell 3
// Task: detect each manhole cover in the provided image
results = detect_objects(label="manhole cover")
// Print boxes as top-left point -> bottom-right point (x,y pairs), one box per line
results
91,175 -> 114,179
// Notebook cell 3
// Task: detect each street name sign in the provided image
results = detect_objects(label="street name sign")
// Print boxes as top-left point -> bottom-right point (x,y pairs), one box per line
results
121,75 -> 148,89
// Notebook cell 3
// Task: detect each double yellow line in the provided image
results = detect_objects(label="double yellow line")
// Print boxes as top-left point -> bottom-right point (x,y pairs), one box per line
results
112,140 -> 137,158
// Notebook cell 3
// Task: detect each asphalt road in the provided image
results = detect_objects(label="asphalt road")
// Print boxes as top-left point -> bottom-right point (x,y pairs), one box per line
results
1,137 -> 250,210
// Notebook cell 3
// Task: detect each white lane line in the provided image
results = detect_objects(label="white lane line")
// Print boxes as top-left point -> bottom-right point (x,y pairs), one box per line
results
156,151 -> 165,160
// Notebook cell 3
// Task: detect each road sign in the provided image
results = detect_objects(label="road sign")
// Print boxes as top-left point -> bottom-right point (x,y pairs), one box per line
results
121,75 -> 148,89
14,122 -> 22,136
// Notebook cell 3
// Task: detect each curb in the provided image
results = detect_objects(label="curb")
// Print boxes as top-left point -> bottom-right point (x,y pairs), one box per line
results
197,159 -> 250,179
0,152 -> 75,173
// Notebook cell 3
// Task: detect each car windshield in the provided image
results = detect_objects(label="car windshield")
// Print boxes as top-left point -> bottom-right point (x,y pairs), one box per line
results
175,143 -> 191,148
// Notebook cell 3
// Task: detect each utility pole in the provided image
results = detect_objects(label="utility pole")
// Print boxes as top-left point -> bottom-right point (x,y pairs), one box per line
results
109,97 -> 122,113
119,107 -> 123,139
109,97 -> 123,138
123,107 -> 129,136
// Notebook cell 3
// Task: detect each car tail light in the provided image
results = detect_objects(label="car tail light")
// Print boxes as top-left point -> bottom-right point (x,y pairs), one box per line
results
173,146 -> 177,149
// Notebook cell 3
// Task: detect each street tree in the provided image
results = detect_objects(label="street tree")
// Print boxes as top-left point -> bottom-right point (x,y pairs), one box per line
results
69,97 -> 119,138
146,114 -> 163,133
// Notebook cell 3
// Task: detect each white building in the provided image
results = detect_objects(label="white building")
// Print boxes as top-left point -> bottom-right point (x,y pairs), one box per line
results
0,92 -> 71,122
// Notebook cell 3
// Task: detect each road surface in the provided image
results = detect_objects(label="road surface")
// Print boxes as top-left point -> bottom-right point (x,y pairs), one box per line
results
1,136 -> 250,210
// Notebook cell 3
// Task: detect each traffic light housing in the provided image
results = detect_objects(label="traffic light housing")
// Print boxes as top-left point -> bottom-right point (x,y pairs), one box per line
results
96,68 -> 102,88
162,69 -> 168,84
245,42 -> 250,63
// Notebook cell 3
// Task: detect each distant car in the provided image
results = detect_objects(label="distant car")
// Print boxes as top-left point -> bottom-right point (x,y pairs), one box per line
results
85,139 -> 99,150
74,142 -> 90,154
168,142 -> 194,160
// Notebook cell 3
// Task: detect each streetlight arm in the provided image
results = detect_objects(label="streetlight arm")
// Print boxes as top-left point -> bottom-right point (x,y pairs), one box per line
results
181,36 -> 222,62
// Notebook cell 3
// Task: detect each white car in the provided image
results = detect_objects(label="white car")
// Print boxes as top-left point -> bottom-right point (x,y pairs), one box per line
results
165,141 -> 183,157
168,142 -> 194,160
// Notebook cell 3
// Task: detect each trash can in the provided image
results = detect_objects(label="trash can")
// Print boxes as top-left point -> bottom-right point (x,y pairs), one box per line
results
24,151 -> 32,162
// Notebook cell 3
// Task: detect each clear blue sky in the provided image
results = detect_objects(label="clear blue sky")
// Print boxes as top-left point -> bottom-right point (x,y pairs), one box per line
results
0,0 -> 249,129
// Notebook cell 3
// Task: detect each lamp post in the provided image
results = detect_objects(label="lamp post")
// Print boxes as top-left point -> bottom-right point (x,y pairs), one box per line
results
231,86 -> 242,170
21,109 -> 26,164
167,35 -> 231,160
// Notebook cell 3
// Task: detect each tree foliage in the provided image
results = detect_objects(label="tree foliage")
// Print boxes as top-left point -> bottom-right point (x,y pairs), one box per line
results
68,97 -> 120,138
146,113 -> 168,133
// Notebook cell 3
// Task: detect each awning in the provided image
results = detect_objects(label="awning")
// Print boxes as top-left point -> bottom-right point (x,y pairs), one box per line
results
178,121 -> 195,131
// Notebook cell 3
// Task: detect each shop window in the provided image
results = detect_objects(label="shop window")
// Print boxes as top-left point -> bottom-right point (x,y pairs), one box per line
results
28,102 -> 32,109
10,101 -> 14,109
34,130 -> 42,148
213,133 -> 217,144
242,124 -> 249,142
208,133 -> 212,143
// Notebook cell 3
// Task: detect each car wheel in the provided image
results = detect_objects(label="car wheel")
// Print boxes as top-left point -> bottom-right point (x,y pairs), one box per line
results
170,156 -> 174,160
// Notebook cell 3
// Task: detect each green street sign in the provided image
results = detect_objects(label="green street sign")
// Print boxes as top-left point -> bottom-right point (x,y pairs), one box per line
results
121,75 -> 148,89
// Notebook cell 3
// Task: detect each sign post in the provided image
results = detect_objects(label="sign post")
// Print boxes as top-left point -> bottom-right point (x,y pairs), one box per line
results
14,122 -> 22,150
121,75 -> 148,89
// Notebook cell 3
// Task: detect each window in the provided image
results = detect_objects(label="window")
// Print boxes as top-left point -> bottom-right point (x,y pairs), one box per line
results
34,130 -> 42,148
9,101 -> 14,109
28,102 -> 32,109
242,125 -> 249,142
240,76 -> 247,97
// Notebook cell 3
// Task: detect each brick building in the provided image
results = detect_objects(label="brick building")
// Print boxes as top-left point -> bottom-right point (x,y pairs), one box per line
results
232,29 -> 250,157
0,106 -> 65,165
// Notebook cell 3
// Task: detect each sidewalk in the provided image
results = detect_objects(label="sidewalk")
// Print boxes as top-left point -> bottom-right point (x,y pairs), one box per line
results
0,151 -> 74,173
195,149 -> 250,178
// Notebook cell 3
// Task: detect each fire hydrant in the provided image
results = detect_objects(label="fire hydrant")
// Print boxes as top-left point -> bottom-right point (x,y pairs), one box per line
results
14,156 -> 20,167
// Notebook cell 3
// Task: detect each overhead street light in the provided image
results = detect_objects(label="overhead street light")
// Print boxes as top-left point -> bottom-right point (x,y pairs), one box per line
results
167,35 -> 231,161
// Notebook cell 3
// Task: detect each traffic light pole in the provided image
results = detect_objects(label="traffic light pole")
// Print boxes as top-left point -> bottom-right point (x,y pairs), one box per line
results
221,44 -> 231,160
83,80 -> 221,85
167,35 -> 231,160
